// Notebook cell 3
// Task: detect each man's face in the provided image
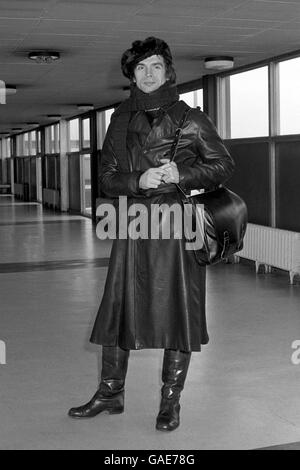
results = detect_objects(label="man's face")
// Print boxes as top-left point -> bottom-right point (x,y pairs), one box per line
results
133,54 -> 167,93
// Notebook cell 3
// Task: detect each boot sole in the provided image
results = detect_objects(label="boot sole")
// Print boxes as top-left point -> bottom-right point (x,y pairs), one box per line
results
68,408 -> 124,419
156,426 -> 179,431
156,422 -> 179,431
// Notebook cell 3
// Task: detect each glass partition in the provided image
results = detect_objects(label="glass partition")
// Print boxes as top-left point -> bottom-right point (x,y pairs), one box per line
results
82,118 -> 91,148
68,118 -> 80,152
180,89 -> 203,109
279,57 -> 300,135
229,67 -> 269,138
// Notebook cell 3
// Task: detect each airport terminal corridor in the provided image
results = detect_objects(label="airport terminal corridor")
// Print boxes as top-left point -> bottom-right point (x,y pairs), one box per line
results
1,195 -> 300,450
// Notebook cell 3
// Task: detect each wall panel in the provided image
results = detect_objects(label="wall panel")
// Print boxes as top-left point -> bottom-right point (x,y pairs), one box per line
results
225,140 -> 271,226
68,153 -> 80,213
276,140 -> 300,231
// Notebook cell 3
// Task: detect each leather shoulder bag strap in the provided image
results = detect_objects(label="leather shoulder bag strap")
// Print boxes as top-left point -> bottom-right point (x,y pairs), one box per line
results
170,106 -> 190,164
170,106 -> 190,200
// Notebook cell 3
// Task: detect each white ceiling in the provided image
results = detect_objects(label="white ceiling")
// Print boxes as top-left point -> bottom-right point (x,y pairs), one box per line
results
1,0 -> 300,134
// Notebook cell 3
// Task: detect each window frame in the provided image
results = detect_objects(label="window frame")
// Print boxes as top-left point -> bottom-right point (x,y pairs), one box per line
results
276,55 -> 300,136
217,50 -> 300,140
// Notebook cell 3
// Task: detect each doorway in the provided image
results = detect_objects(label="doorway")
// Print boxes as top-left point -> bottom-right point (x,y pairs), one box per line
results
80,153 -> 91,216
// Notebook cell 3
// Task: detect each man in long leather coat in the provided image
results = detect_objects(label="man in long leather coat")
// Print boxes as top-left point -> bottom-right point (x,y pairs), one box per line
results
68,37 -> 235,431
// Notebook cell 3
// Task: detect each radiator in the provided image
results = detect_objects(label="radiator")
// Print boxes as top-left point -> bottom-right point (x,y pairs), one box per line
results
43,188 -> 60,209
235,223 -> 300,284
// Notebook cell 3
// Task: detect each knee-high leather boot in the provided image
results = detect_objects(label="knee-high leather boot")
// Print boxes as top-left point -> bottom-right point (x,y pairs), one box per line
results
68,346 -> 130,419
156,349 -> 191,431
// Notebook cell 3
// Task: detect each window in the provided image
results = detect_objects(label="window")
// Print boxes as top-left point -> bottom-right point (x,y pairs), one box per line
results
45,126 -> 52,154
81,153 -> 91,215
82,118 -> 91,148
97,111 -> 104,149
69,118 -> 80,152
30,131 -> 37,155
24,133 -> 29,156
50,126 -> 55,153
180,89 -> 203,110
45,125 -> 59,154
54,124 -> 60,153
180,91 -> 194,108
229,66 -> 269,138
105,109 -> 114,133
37,130 -> 41,154
16,135 -> 24,156
7,138 -> 11,158
97,108 -> 114,149
279,57 -> 300,135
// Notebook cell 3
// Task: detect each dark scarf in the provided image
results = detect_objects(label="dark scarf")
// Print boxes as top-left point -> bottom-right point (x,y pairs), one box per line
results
110,81 -> 179,167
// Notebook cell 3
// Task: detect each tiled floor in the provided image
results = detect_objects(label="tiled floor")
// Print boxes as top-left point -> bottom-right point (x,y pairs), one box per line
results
1,195 -> 300,450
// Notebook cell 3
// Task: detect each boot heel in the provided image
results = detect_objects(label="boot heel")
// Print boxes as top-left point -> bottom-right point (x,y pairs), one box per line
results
108,406 -> 124,414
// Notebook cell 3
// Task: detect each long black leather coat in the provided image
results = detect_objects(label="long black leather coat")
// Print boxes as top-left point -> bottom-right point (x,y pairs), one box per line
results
90,101 -> 235,352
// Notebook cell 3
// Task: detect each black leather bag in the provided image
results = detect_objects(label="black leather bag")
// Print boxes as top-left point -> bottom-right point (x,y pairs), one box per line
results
171,107 -> 248,266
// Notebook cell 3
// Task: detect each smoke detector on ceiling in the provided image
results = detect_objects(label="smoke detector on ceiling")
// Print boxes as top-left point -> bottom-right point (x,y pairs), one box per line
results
204,56 -> 234,71
28,51 -> 60,64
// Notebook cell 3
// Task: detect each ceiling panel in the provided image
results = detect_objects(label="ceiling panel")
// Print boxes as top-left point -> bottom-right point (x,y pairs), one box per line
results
35,18 -> 122,35
122,16 -> 207,33
157,0 -> 248,5
235,28 -> 300,48
0,0 -> 52,18
44,1 -> 144,21
219,0 -> 300,21
254,0 -> 300,3
138,0 -> 250,18
0,18 -> 40,35
183,25 -> 264,39
15,34 -> 106,49
204,17 -> 292,29
1,0 -> 300,134
0,38 -> 25,46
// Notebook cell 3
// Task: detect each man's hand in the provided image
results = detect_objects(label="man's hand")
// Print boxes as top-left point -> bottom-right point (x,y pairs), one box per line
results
139,167 -> 166,189
139,159 -> 180,190
159,159 -> 180,184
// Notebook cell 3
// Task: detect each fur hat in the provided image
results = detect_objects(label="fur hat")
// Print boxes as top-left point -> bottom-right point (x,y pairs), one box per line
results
121,36 -> 175,82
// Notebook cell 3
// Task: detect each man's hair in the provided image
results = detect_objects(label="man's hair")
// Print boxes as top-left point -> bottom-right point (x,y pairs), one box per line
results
121,36 -> 176,84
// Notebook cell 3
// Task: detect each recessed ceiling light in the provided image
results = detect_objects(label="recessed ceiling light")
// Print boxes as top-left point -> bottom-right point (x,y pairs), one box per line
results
204,56 -> 234,71
28,51 -> 60,64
